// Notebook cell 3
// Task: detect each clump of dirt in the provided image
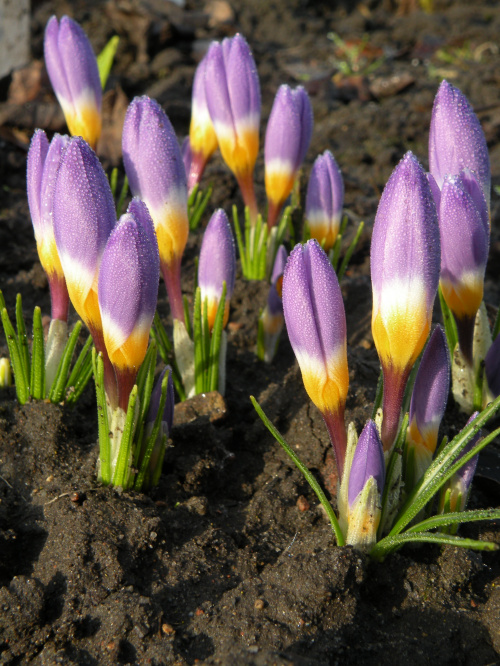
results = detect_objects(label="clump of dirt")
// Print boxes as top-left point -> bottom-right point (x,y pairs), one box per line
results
1,0 -> 500,663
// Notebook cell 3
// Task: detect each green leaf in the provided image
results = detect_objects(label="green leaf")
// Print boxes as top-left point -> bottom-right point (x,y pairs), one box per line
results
30,307 -> 45,400
1,306 -> 29,404
370,530 -> 498,561
97,35 -> 119,89
208,283 -> 227,392
193,287 -> 205,395
337,220 -> 364,281
93,350 -> 111,485
406,508 -> 500,534
64,333 -> 93,399
15,294 -> 30,384
438,285 -> 458,363
232,205 -> 247,276
112,385 -> 138,488
49,323 -> 84,402
251,396 -> 345,546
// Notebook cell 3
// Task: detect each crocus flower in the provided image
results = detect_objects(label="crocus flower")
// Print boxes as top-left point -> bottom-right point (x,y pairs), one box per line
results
122,96 -> 189,323
438,171 -> 489,364
346,420 -> 385,550
44,15 -> 102,149
264,85 -> 313,229
204,34 -> 261,222
27,130 -> 70,322
187,55 -> 218,192
485,334 -> 500,398
305,150 -> 344,252
439,413 -> 480,516
371,152 -> 440,450
198,209 -> 236,331
429,80 -> 490,214
259,245 -> 288,362
53,136 -> 116,401
406,326 -> 450,486
282,240 -> 349,477
98,199 -> 159,410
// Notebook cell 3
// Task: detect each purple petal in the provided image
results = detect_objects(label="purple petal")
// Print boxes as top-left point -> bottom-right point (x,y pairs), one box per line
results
409,325 -> 450,444
224,34 -> 261,124
198,209 -> 236,300
27,129 -> 49,237
306,150 -> 344,226
270,245 -> 288,286
485,334 -> 500,398
429,80 -> 490,210
146,366 -> 175,434
126,197 -> 159,258
44,17 -> 72,105
348,420 -> 385,507
40,134 -> 70,238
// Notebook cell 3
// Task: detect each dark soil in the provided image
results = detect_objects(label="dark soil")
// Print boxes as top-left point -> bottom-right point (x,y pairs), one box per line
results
1,0 -> 500,664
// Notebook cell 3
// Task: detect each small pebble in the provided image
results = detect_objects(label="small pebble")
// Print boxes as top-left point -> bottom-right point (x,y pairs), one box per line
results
162,623 -> 175,636
296,495 -> 310,512
254,599 -> 265,610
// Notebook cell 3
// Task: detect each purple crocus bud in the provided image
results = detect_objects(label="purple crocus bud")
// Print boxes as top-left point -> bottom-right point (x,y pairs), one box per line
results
198,209 -> 236,331
204,34 -> 261,222
264,85 -> 313,229
187,55 -> 218,192
305,151 -> 344,252
181,137 -> 193,186
27,130 -> 70,321
44,16 -> 102,149
282,240 -> 349,477
439,171 -> 490,364
260,245 -> 288,363
122,95 -> 189,323
98,204 -> 159,410
439,412 -> 480,515
371,152 -> 440,451
485,334 -> 500,398
53,136 -> 115,338
407,326 -> 450,486
346,420 -> 385,550
429,80 -> 490,214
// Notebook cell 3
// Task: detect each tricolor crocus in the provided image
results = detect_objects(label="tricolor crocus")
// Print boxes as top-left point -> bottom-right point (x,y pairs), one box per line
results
305,150 -> 344,252
282,240 -> 349,477
406,326 -> 450,487
52,136 -> 116,401
187,55 -> 218,192
198,209 -> 236,332
346,420 -> 385,551
98,198 -> 159,410
204,34 -> 261,222
122,96 -> 189,323
371,152 -> 440,450
44,15 -> 102,150
259,245 -> 288,363
27,129 -> 70,322
438,171 -> 489,364
429,80 -> 490,214
264,85 -> 313,229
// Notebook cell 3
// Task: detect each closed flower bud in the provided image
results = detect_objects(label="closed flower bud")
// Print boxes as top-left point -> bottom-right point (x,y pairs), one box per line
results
198,209 -> 236,331
44,16 -> 102,149
122,96 -> 189,323
305,150 -> 344,252
429,80 -> 490,214
27,130 -> 70,321
282,240 -> 349,476
371,152 -> 440,450
265,85 -> 313,228
98,200 -> 159,410
346,420 -> 385,551
204,34 -> 260,221
439,171 -> 489,364
188,55 -> 218,191
406,326 -> 450,486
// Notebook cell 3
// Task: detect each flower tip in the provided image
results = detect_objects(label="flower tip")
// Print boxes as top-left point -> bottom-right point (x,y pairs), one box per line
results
348,420 -> 385,507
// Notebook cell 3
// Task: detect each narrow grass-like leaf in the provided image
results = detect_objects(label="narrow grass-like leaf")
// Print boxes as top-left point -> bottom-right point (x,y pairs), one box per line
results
208,283 -> 226,391
112,385 -> 138,488
378,412 -> 408,538
438,285 -> 458,363
93,350 -> 111,484
116,174 -> 129,218
97,35 -> 119,89
251,396 -> 345,546
473,361 -> 485,412
64,333 -> 93,393
370,530 -> 498,561
1,307 -> 29,403
151,313 -> 185,401
406,508 -> 500,534
193,287 -> 205,395
189,185 -> 212,230
183,296 -> 192,340
389,396 -> 500,537
371,370 -> 383,419
232,206 -> 247,276
338,220 -> 364,281
15,295 -> 30,383
66,356 -> 93,405
134,370 -> 170,491
49,322 -> 84,402
30,307 -> 45,400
